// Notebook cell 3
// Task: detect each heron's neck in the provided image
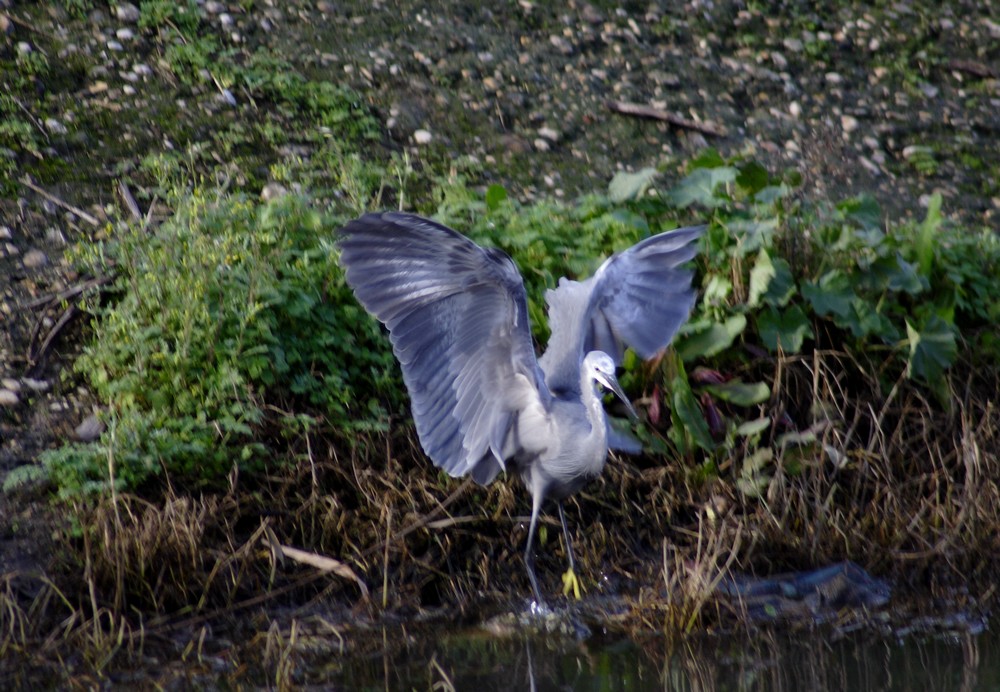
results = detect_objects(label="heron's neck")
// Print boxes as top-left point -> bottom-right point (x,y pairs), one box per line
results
579,372 -> 608,441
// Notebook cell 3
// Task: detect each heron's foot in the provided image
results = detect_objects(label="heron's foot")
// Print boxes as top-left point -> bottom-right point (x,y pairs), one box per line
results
561,567 -> 582,600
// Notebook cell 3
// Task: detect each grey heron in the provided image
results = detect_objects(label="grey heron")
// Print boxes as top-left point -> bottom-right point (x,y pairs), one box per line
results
337,212 -> 703,605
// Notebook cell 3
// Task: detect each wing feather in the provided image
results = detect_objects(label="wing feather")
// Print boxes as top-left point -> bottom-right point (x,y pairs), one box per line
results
338,212 -> 551,483
539,225 -> 704,397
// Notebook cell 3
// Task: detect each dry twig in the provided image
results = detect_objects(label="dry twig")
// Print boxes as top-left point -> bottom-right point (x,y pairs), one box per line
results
606,100 -> 728,137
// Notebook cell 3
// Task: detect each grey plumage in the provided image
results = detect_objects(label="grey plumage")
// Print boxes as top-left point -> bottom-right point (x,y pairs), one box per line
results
338,211 -> 702,604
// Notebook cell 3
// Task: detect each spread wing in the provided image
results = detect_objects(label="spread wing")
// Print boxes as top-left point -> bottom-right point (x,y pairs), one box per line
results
539,225 -> 704,398
337,212 -> 551,485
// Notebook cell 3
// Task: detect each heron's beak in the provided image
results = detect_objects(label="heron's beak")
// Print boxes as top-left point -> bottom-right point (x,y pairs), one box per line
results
597,372 -> 639,420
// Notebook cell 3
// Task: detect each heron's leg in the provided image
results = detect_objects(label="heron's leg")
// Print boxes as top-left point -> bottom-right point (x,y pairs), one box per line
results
524,494 -> 545,607
558,502 -> 582,599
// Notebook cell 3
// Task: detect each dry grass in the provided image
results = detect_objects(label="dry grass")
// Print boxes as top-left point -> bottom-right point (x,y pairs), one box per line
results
1,348 -> 998,682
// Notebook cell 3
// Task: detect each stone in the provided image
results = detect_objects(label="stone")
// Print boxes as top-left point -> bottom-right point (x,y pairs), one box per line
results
22,249 -> 48,268
413,129 -> 433,144
115,2 -> 140,23
0,389 -> 19,407
75,414 -> 105,442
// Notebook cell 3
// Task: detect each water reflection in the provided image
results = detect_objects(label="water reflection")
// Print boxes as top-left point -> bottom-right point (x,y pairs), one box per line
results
321,616 -> 995,691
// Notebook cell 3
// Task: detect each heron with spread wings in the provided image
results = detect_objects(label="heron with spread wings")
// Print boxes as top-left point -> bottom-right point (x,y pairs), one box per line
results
338,212 -> 703,606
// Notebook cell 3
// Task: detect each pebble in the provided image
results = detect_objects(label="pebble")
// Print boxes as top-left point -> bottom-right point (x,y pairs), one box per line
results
1,378 -> 19,392
0,226 -> 11,240
116,28 -> 134,41
22,249 -> 48,268
75,414 -> 105,442
537,126 -> 559,142
783,38 -> 803,52
534,138 -> 550,152
788,101 -> 801,118
261,182 -> 288,201
0,389 -> 19,407
413,129 -> 433,144
841,115 -> 859,133
45,118 -> 68,135
16,41 -> 32,55
825,72 -> 843,84
115,2 -> 140,23
107,40 -> 124,51
22,378 -> 50,392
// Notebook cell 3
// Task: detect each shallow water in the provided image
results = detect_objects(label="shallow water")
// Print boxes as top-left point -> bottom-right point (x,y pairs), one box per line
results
312,613 -> 994,691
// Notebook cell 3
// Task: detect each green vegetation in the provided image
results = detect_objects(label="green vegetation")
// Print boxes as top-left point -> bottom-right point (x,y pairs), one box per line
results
38,192 -> 400,496
32,149 -> 999,509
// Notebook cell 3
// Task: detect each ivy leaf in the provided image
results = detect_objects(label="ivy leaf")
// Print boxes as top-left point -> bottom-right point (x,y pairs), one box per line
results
757,305 -> 812,353
608,167 -> 659,202
906,315 -> 956,385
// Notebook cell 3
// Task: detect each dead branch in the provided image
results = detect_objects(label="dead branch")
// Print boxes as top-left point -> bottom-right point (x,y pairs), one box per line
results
606,100 -> 728,137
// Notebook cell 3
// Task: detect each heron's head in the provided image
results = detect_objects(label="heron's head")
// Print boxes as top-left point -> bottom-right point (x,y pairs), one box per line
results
584,351 -> 638,419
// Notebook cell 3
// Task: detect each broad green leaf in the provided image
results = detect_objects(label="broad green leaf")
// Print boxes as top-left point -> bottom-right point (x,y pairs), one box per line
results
838,194 -> 883,232
675,314 -> 747,361
757,305 -> 811,353
727,217 -> 779,256
906,315 -> 957,385
608,167 -> 658,202
802,270 -> 855,319
748,249 -> 775,308
703,274 -> 733,305
689,148 -> 726,169
669,374 -> 715,453
485,183 -> 507,211
737,161 -> 768,195
666,166 -> 737,209
753,184 -> 791,205
841,297 -> 899,341
763,257 -> 796,306
704,380 -> 770,406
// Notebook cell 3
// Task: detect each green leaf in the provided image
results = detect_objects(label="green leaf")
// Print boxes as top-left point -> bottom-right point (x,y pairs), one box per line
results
763,257 -> 796,306
669,374 -> 715,453
916,192 -> 942,277
838,194 -> 883,232
704,380 -> 771,406
608,167 -> 658,202
753,184 -> 791,205
748,249 -> 775,308
757,305 -> 811,353
666,166 -> 737,209
736,161 -> 768,195
839,298 -> 898,341
675,314 -> 747,361
906,315 -> 957,385
802,270 -> 855,319
736,417 -> 771,437
485,183 -> 508,211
